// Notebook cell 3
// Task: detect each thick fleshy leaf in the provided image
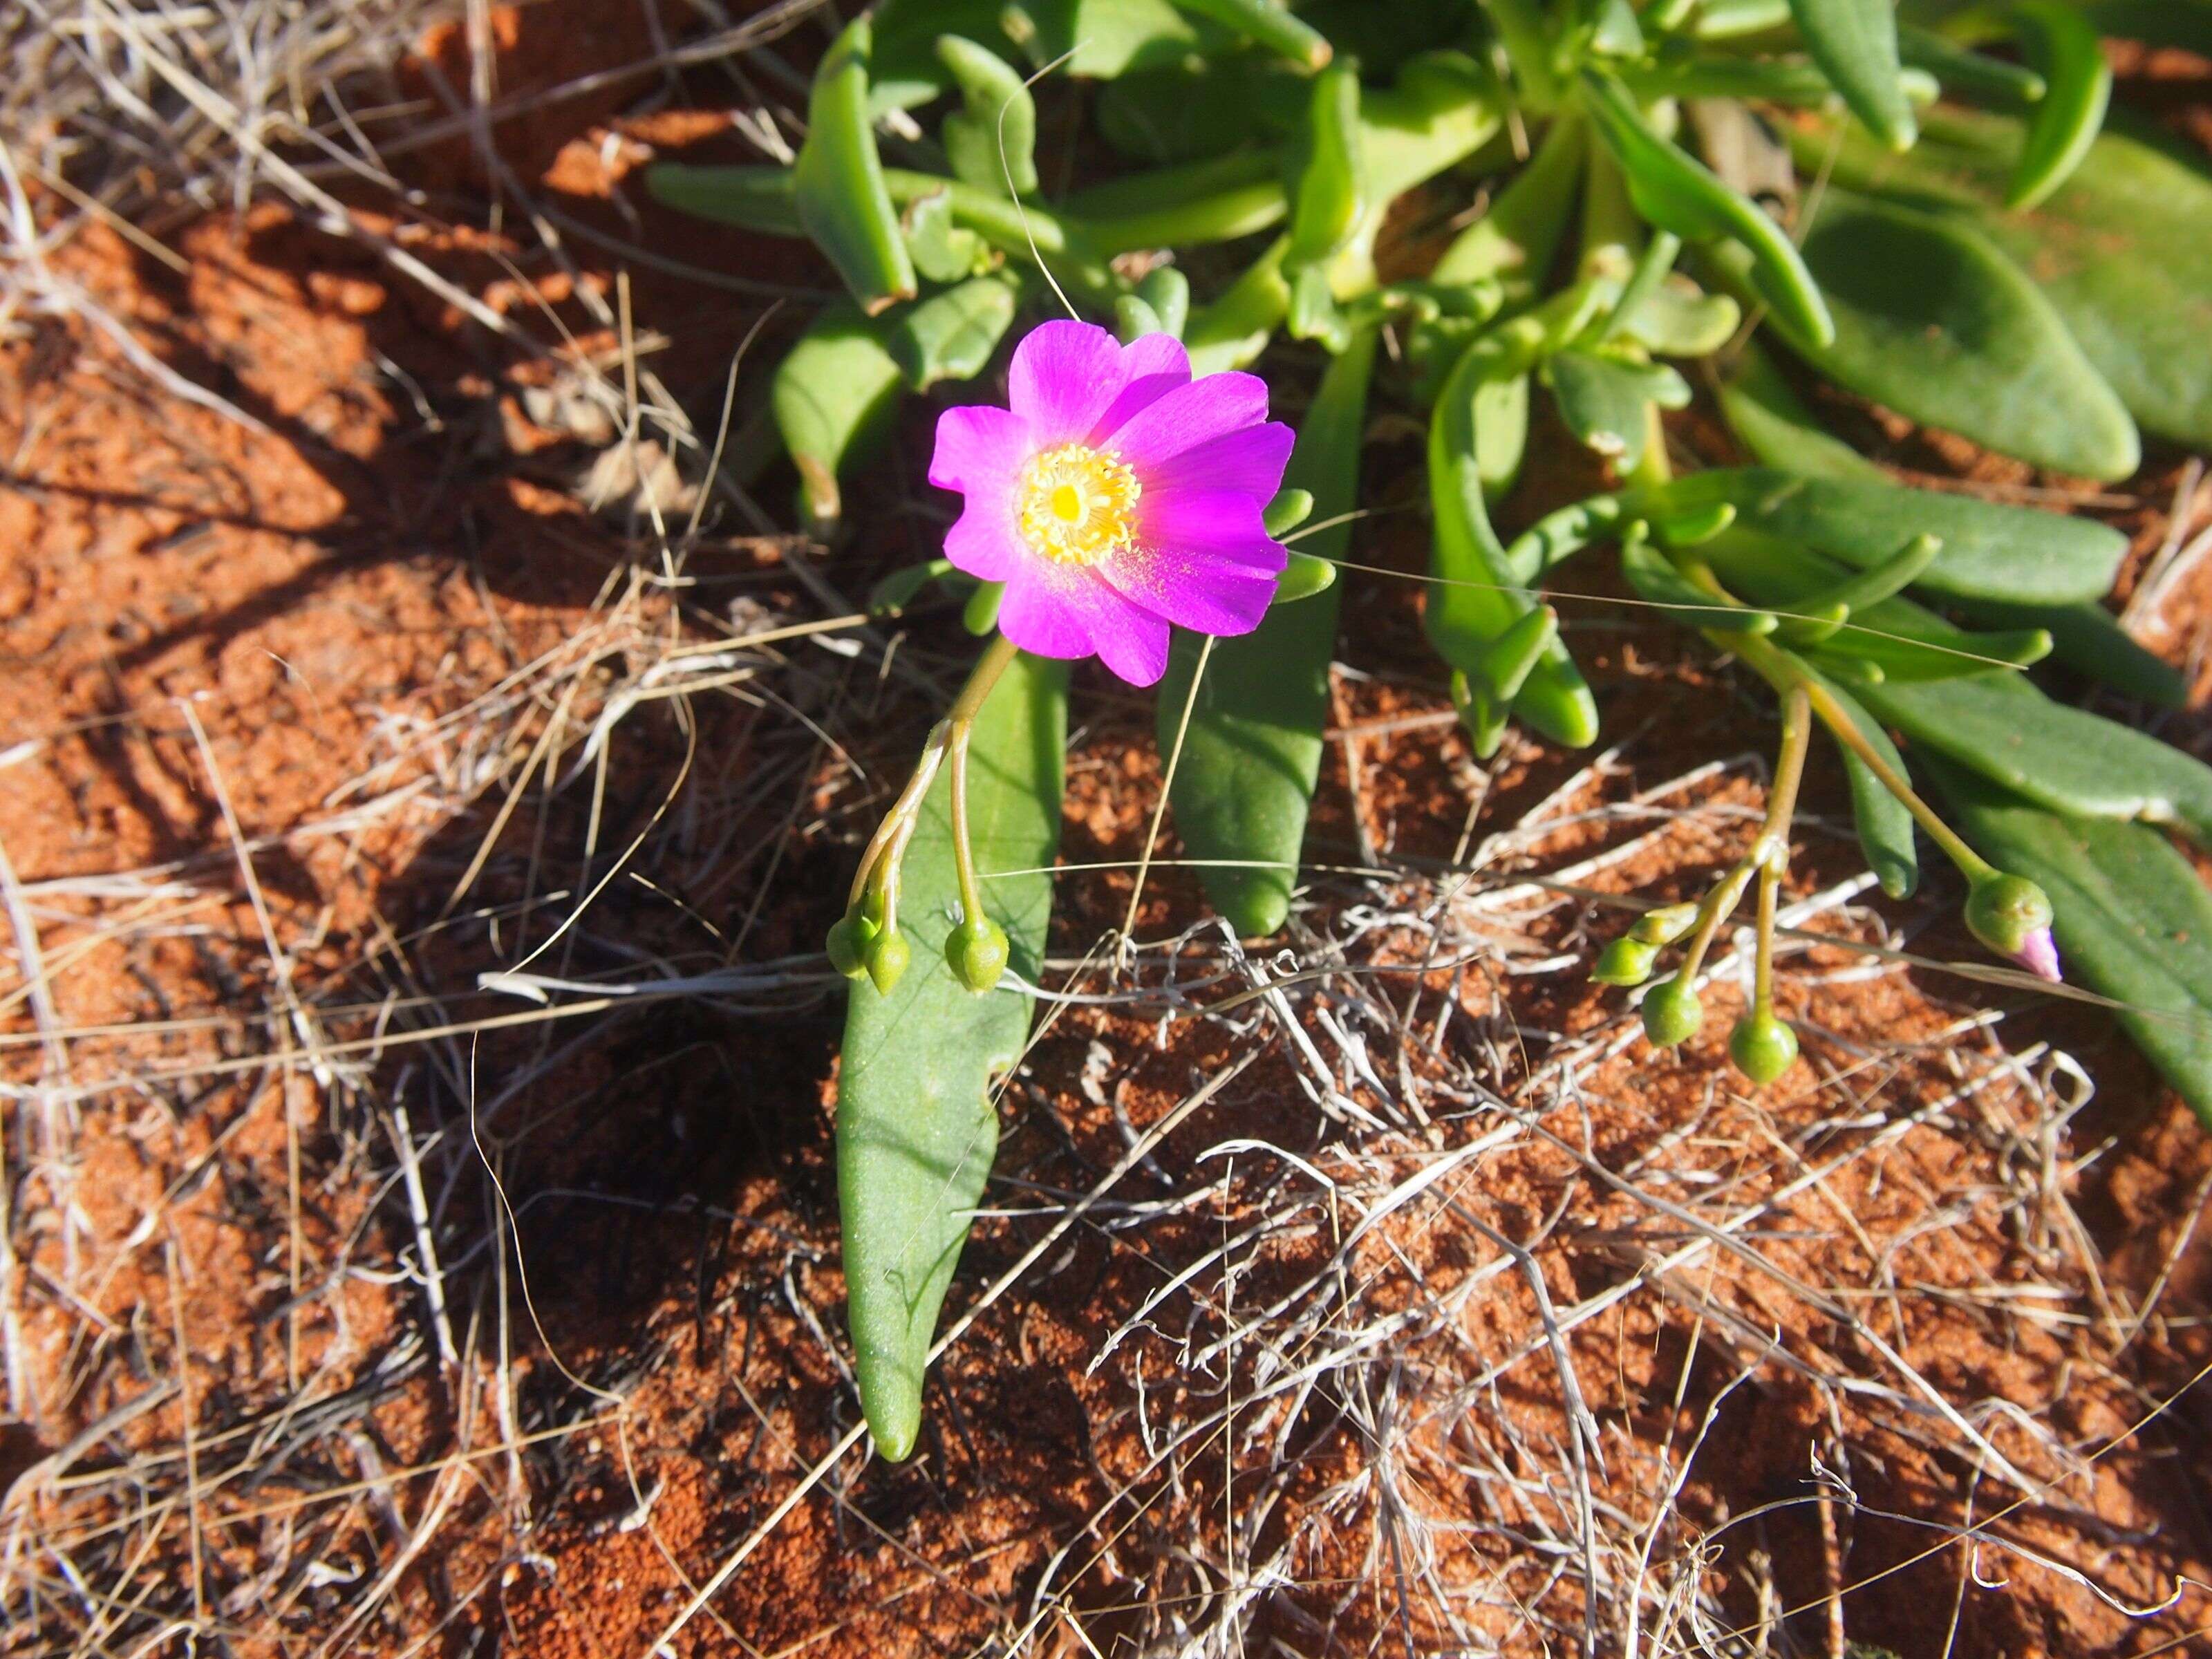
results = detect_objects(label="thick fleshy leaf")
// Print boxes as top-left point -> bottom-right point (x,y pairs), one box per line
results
1947,597 -> 2188,709
1801,108 -> 2212,451
2000,0 -> 2112,209
774,306 -> 906,531
1866,672 -> 2212,845
1777,188 -> 2139,480
1634,469 -> 2126,605
1548,349 -> 1691,471
889,274 -> 1021,389
1931,763 -> 2212,1123
792,19 -> 917,314
1159,329 -> 1377,936
1789,0 -> 1917,150
839,653 -> 1067,1460
937,35 -> 1038,196
1582,67 -> 1836,348
1425,332 -> 1597,754
1809,666 -> 1921,899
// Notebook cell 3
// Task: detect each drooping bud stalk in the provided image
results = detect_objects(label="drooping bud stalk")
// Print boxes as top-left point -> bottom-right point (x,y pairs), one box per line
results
1965,872 -> 2061,983
1629,901 -> 1699,946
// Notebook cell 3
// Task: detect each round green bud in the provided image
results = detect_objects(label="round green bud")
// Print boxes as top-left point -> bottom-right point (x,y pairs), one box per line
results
1964,873 -> 2054,958
863,928 -> 911,996
1729,1011 -> 1799,1085
1592,936 -> 1659,987
1640,975 -> 1704,1048
825,913 -> 876,980
1630,902 -> 1700,946
945,915 -> 1010,995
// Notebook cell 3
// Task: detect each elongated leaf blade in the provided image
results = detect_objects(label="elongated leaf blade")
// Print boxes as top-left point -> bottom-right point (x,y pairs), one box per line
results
1161,330 -> 1376,937
1865,671 -> 2212,845
1780,189 -> 2139,480
838,653 -> 1067,1460
1800,108 -> 2212,450
1810,666 -> 1920,897
1790,0 -> 1918,151
1932,763 -> 2212,1121
794,19 -> 918,313
1641,469 -> 2125,604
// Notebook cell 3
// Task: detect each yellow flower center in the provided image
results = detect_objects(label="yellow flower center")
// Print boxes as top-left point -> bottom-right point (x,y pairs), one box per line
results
1015,442 -> 1141,566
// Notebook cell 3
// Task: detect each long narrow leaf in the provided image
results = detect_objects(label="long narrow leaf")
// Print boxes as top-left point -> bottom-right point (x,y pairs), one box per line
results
838,653 -> 1067,1461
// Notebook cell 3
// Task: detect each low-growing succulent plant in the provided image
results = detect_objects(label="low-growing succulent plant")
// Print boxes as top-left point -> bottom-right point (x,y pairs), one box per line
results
657,0 -> 2212,1459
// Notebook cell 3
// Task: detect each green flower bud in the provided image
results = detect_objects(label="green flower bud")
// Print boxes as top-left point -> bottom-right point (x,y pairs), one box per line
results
1630,902 -> 1699,946
1965,873 -> 2055,959
1592,936 -> 1659,986
945,914 -> 1010,994
1640,975 -> 1703,1048
864,928 -> 911,996
1729,1012 -> 1799,1085
826,912 -> 877,979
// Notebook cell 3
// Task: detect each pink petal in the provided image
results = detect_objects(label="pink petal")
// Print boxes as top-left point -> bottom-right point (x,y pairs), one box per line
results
928,403 -> 1029,494
1100,545 -> 1280,637
943,499 -> 1024,582
1098,371 -> 1271,476
998,563 -> 1172,686
1139,420 -> 1295,500
1089,333 -> 1192,443
1007,319 -> 1127,448
2012,927 -> 2063,984
1137,487 -> 1291,572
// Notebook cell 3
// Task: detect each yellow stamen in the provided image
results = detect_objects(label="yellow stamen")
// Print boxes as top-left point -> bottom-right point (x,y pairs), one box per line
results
1016,442 -> 1140,566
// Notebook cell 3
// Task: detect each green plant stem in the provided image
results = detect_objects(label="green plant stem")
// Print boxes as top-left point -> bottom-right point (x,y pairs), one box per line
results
1721,620 -> 2003,886
1487,0 -> 1563,111
850,635 -> 1022,920
1752,857 -> 1780,1017
1676,684 -> 1811,982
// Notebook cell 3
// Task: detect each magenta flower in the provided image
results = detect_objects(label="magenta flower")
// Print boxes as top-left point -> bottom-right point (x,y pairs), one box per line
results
928,320 -> 1295,686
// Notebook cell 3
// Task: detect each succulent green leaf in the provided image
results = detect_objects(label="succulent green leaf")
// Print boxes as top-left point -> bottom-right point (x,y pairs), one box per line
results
1434,111 -> 1588,288
937,34 -> 1039,196
1617,276 -> 1741,356
1637,468 -> 2125,605
888,274 -> 1022,388
1797,108 -> 2212,451
1159,328 -> 1376,937
1807,665 -> 1922,897
1425,334 -> 1598,753
1773,188 -> 2139,480
1945,597 -> 2188,709
1866,672 -> 2212,845
1999,0 -> 2112,208
1580,68 -> 1836,348
1717,341 -> 1892,484
1167,0 -> 1333,67
1789,0 -> 1918,150
901,190 -> 989,283
1931,763 -> 2212,1122
1897,24 -> 2045,107
794,19 -> 919,314
838,652 -> 1067,1461
1622,531 -> 1777,634
1548,349 -> 1690,471
772,306 -> 906,532
1136,268 -> 1191,337
1286,64 -> 1366,270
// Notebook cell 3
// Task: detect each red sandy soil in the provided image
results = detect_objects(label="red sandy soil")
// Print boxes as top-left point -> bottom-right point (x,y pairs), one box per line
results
3,8 -> 2211,1658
